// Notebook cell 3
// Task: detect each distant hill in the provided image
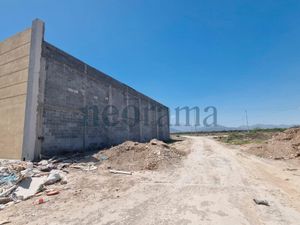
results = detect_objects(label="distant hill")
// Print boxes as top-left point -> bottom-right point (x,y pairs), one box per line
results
170,124 -> 297,133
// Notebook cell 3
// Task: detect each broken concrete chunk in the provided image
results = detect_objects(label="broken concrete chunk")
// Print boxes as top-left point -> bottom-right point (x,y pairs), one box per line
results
14,177 -> 45,200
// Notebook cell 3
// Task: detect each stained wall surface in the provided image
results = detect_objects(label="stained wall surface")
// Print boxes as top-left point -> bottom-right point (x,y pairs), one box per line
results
0,29 -> 32,159
40,42 -> 169,155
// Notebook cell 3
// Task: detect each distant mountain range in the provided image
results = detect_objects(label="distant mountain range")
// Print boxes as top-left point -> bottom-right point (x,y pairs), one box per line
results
170,124 -> 298,133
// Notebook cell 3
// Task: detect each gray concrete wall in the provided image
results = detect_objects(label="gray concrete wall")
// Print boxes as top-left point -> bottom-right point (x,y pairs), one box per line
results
40,42 -> 169,156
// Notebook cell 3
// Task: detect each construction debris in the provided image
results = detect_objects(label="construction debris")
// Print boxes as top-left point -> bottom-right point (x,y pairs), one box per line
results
70,162 -> 97,171
0,197 -> 11,205
14,176 -> 45,200
33,198 -> 47,205
0,159 -> 69,210
253,199 -> 270,207
0,219 -> 10,225
284,168 -> 298,172
46,190 -> 60,196
44,170 -> 64,185
109,170 -> 133,175
0,139 -> 180,212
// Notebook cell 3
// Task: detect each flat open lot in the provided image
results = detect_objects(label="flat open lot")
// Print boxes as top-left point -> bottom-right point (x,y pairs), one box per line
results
2,136 -> 300,225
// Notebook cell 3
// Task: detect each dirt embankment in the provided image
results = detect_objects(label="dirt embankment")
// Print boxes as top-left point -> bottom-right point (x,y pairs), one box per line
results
246,128 -> 300,160
94,138 -> 189,171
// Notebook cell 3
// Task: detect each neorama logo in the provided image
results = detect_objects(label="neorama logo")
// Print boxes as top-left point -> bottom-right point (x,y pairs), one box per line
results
80,104 -> 168,128
173,106 -> 217,127
80,105 -> 217,128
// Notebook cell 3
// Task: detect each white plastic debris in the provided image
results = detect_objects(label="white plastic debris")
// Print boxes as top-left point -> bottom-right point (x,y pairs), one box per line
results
21,168 -> 34,178
38,160 -> 49,166
44,170 -> 63,185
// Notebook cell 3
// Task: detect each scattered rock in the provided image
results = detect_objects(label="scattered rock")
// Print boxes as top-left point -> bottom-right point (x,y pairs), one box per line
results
253,199 -> 270,207
284,168 -> 298,172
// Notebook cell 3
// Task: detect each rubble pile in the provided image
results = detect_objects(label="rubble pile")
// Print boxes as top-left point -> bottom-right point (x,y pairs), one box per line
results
94,139 -> 182,171
0,156 -> 80,211
247,128 -> 300,160
0,139 -> 179,211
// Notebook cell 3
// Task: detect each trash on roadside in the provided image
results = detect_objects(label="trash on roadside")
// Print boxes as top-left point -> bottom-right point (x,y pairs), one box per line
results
0,158 -> 69,210
33,198 -> 47,205
100,155 -> 109,161
0,219 -> 11,225
57,163 -> 70,170
46,190 -> 60,196
0,185 -> 17,198
70,162 -> 97,171
44,170 -> 63,185
0,197 -> 11,205
284,168 -> 298,172
109,169 -> 133,175
253,199 -> 270,207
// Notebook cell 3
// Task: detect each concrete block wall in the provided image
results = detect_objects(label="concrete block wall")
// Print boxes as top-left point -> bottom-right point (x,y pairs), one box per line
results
40,42 -> 170,156
0,19 -> 170,160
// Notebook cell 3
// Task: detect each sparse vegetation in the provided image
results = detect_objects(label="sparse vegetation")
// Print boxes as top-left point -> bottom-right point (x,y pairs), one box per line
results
214,128 -> 286,145
172,128 -> 288,145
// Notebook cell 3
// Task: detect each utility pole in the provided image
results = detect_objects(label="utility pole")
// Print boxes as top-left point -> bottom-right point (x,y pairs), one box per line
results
245,110 -> 250,132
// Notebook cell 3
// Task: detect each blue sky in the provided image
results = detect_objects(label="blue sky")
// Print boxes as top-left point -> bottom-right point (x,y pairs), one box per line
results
1,0 -> 300,127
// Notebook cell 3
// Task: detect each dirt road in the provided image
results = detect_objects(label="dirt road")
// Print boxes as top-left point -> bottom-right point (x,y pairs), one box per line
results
2,136 -> 300,225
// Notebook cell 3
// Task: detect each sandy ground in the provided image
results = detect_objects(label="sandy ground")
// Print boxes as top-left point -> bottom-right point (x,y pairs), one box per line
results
2,136 -> 300,225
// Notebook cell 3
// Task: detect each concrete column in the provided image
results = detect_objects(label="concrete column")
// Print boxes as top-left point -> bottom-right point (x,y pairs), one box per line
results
22,19 -> 45,161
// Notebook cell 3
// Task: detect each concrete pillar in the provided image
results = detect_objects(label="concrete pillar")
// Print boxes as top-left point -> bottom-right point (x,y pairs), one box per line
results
22,19 -> 45,161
